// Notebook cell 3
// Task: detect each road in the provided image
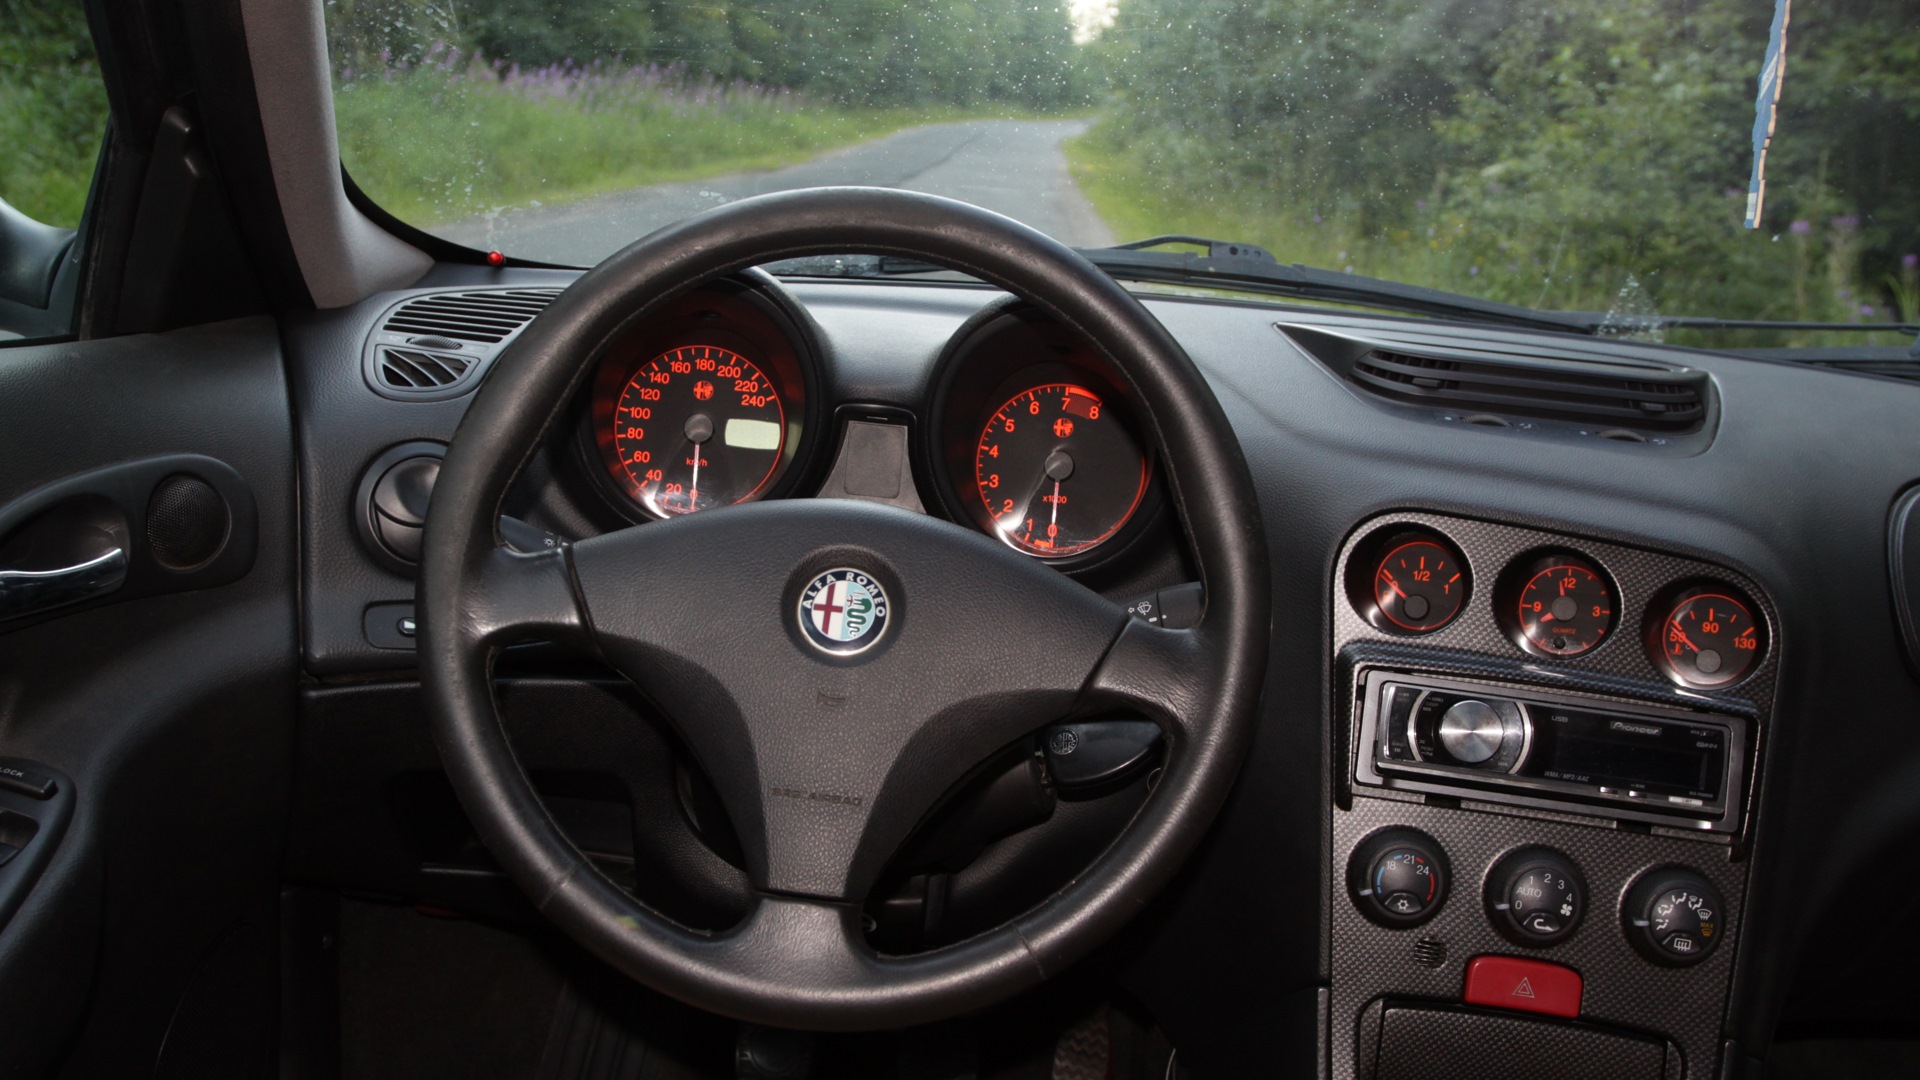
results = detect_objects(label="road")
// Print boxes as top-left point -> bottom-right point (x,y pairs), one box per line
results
438,118 -> 1113,266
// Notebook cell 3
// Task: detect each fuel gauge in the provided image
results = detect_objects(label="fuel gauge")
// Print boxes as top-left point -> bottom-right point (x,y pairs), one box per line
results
1365,533 -> 1470,634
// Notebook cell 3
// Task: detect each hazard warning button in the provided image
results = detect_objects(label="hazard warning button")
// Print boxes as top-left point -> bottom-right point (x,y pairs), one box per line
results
1463,955 -> 1582,1018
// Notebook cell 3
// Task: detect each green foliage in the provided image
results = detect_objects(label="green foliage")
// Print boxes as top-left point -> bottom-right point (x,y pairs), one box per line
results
324,0 -> 1088,231
333,62 -> 961,226
323,0 -> 1088,110
1084,0 -> 1920,329
0,0 -> 108,226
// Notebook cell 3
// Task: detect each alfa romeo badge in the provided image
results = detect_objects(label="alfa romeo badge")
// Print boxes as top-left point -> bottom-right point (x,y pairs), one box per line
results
797,568 -> 891,655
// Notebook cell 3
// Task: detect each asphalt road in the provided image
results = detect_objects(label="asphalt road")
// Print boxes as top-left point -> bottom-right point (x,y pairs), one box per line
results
439,118 -> 1114,266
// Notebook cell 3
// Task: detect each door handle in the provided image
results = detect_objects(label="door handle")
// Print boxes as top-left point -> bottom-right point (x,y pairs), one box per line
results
0,548 -> 127,621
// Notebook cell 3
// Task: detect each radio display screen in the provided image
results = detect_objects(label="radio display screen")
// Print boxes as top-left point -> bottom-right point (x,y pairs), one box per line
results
1533,708 -> 1723,798
1550,733 -> 1708,791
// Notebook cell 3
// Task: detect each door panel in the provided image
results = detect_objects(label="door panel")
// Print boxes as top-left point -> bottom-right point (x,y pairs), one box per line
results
0,316 -> 295,1078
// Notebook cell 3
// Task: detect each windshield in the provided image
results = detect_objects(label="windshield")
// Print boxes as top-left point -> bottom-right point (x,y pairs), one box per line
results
324,1 -> 1920,342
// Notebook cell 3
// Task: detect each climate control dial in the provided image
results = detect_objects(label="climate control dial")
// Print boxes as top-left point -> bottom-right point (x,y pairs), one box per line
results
1486,847 -> 1586,946
1349,827 -> 1450,928
1623,866 -> 1726,966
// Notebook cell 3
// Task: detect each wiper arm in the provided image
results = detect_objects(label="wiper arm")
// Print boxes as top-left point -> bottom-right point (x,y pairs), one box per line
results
1077,236 -> 1605,335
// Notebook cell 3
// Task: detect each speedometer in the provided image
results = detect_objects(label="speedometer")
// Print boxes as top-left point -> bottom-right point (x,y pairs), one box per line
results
609,344 -> 785,516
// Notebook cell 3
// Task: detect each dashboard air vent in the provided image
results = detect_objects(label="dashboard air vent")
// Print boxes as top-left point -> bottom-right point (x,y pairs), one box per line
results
1348,348 -> 1706,430
363,287 -> 563,401
376,347 -> 473,389
381,288 -> 559,343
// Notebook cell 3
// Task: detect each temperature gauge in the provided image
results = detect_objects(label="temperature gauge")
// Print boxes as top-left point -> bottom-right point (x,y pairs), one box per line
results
1367,533 -> 1469,634
1654,586 -> 1765,688
1507,553 -> 1616,657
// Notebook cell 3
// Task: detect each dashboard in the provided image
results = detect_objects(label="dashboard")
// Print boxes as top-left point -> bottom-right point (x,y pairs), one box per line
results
276,258 -> 1920,1078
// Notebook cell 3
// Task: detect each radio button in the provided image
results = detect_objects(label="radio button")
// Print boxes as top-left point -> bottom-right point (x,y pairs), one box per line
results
1487,847 -> 1586,946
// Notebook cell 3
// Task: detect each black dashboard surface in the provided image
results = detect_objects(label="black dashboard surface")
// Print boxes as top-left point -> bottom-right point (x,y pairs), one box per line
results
283,264 -> 1920,1075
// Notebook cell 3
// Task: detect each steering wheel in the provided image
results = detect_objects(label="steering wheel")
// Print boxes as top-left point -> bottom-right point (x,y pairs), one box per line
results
419,188 -> 1270,1031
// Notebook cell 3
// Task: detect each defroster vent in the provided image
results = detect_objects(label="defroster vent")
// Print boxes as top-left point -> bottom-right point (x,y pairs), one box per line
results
362,287 -> 562,401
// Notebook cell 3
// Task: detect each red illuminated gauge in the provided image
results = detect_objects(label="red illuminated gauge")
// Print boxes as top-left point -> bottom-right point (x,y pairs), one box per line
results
973,384 -> 1148,558
1655,587 -> 1765,688
609,344 -> 784,516
1510,554 -> 1616,657
1370,535 -> 1468,633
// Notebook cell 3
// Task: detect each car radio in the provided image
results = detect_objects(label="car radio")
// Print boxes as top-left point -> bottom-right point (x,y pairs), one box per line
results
1353,671 -> 1745,832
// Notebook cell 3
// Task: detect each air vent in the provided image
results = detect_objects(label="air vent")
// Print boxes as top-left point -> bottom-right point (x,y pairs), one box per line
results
362,287 -> 562,401
382,288 -> 559,343
377,347 -> 472,389
1348,348 -> 1706,431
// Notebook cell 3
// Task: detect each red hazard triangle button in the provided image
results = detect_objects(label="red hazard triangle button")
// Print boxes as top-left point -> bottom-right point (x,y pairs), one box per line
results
1464,955 -> 1580,1018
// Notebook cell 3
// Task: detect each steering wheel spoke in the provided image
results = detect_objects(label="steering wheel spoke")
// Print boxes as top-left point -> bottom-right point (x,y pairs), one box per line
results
461,542 -> 590,651
1079,618 -> 1216,743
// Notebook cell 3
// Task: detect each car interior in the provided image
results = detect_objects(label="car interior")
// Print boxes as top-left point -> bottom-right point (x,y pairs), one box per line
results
2,2 -> 1919,1078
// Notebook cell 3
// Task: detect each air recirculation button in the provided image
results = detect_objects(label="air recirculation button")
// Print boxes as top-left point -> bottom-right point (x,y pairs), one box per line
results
1349,827 -> 1449,928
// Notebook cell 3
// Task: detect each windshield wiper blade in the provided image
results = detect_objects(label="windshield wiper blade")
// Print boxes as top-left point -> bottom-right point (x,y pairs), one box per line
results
1077,236 -> 1605,335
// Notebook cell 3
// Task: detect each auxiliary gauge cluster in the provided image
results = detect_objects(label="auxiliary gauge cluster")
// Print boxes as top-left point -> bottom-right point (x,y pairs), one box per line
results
1343,521 -> 1770,690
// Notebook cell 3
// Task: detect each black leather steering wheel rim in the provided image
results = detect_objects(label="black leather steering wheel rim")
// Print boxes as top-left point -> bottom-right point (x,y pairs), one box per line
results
420,187 -> 1270,1031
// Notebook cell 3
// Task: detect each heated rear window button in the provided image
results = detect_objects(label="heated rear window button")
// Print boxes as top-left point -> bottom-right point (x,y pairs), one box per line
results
0,762 -> 56,800
1463,954 -> 1582,1018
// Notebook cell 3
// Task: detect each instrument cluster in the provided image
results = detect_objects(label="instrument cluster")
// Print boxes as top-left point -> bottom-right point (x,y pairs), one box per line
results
1343,521 -> 1769,690
576,281 -> 1161,571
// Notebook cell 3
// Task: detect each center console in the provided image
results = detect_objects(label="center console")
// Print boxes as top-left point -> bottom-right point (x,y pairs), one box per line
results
1330,512 -> 1777,1079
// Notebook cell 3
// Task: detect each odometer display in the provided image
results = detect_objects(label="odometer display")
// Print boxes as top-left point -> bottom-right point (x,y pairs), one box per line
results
973,384 -> 1147,557
609,344 -> 785,517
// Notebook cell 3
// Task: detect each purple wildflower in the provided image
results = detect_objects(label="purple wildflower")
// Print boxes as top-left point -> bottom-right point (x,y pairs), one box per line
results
1904,253 -> 1918,270
1831,214 -> 1860,230
1789,220 -> 1811,235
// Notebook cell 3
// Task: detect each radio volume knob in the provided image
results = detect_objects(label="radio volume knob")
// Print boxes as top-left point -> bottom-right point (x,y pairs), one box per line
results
1439,699 -> 1504,764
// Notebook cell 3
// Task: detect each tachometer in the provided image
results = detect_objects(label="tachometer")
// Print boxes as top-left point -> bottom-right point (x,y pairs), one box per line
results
610,344 -> 784,516
973,384 -> 1147,557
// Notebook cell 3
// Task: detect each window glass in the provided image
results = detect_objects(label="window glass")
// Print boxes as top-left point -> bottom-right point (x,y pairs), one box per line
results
324,0 -> 1920,345
0,0 -> 107,228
